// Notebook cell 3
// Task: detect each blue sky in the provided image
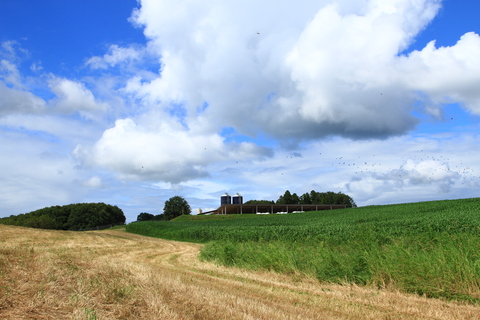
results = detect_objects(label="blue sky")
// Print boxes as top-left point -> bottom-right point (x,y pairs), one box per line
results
1,0 -> 479,222
413,0 -> 480,48
1,0 -> 144,74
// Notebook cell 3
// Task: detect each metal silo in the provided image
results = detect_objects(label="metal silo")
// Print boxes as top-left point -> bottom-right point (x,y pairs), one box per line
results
232,193 -> 243,205
220,193 -> 231,205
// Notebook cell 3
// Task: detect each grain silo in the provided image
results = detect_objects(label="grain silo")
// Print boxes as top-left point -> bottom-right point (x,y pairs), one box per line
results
232,193 -> 243,205
220,193 -> 231,205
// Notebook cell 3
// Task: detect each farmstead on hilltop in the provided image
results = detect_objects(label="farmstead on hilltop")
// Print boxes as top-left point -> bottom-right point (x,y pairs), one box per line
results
201,193 -> 348,215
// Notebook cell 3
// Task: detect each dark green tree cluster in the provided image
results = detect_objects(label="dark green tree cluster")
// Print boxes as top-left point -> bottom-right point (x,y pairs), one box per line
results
163,196 -> 191,220
276,190 -> 356,208
0,203 -> 126,230
136,212 -> 165,221
243,200 -> 275,205
137,212 -> 154,221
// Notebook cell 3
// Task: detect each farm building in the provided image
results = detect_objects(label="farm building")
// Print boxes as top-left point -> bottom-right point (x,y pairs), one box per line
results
201,193 -> 347,215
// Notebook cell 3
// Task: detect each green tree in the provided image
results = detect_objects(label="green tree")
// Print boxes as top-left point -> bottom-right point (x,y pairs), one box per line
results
299,192 -> 311,204
0,203 -> 126,230
163,196 -> 191,220
291,193 -> 300,204
276,190 -> 293,204
244,200 -> 275,204
276,190 -> 357,208
153,214 -> 165,221
137,212 -> 155,221
23,215 -> 58,229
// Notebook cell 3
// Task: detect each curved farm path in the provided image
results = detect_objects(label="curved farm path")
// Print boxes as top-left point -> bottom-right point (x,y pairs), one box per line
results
1,225 -> 480,319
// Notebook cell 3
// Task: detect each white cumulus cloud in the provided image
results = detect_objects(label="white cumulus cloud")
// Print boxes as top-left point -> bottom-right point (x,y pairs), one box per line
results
85,44 -> 146,69
48,77 -> 109,118
74,117 -> 273,184
401,32 -> 480,116
120,0 -> 480,144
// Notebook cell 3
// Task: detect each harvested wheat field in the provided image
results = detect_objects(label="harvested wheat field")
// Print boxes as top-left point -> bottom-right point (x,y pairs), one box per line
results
1,225 -> 479,319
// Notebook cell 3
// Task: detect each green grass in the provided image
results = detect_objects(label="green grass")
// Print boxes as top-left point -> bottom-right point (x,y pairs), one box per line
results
172,214 -> 258,222
126,198 -> 480,302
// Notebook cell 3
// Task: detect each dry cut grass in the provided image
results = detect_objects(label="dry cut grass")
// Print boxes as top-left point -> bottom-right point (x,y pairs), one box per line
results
1,224 -> 480,319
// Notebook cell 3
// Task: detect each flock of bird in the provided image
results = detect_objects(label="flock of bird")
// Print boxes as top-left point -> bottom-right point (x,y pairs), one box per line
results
276,149 -> 479,188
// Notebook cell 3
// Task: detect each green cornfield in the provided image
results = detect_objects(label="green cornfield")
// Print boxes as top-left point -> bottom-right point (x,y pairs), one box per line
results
126,198 -> 480,303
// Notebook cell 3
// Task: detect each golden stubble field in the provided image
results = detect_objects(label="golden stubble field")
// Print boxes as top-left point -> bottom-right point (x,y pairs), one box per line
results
1,224 -> 480,320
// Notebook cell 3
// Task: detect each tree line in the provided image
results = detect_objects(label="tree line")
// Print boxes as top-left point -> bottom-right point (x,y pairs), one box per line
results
245,190 -> 356,208
136,196 -> 191,221
0,203 -> 126,231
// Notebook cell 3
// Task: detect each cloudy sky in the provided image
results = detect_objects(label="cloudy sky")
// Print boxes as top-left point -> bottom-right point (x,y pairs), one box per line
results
1,0 -> 479,222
